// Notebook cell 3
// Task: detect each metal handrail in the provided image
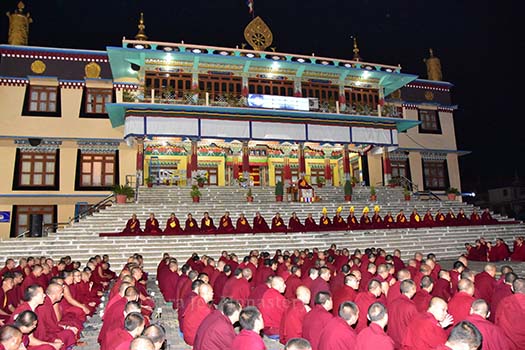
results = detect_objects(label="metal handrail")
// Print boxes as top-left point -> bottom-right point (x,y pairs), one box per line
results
67,193 -> 115,225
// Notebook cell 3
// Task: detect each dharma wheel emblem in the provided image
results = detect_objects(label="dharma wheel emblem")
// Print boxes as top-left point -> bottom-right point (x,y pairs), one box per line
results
244,16 -> 273,51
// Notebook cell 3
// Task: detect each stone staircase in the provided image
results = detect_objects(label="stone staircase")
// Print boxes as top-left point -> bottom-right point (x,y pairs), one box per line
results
0,186 -> 523,275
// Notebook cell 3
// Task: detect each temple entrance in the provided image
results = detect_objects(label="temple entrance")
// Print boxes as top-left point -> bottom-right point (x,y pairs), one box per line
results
198,166 -> 218,186
250,166 -> 261,186
274,167 -> 299,184
309,168 -> 325,186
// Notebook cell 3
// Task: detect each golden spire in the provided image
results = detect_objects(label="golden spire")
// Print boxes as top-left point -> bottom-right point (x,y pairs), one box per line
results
135,12 -> 148,41
352,36 -> 361,61
424,48 -> 443,81
6,1 -> 33,46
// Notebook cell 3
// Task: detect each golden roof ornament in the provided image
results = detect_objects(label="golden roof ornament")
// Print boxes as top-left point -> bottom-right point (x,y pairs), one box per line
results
6,1 -> 33,46
244,16 -> 273,51
135,12 -> 148,41
352,36 -> 361,61
424,48 -> 443,81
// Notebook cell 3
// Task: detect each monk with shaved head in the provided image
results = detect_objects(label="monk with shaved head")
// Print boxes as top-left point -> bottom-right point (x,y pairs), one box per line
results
280,286 -> 311,345
259,276 -> 289,339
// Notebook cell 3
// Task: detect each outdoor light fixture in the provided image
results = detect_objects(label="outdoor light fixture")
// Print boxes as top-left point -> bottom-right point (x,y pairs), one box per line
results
192,49 -> 202,54
163,47 -> 173,52
297,58 -> 305,63
134,44 -> 144,49
246,53 -> 255,58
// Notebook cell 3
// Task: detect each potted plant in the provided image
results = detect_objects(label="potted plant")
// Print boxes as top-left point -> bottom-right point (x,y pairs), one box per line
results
112,184 -> 134,204
370,186 -> 377,201
404,186 -> 411,201
446,187 -> 460,201
275,181 -> 284,202
344,180 -> 353,202
194,171 -> 207,188
145,177 -> 153,188
246,187 -> 254,202
388,177 -> 400,188
190,185 -> 201,203
351,176 -> 359,187
317,176 -> 326,188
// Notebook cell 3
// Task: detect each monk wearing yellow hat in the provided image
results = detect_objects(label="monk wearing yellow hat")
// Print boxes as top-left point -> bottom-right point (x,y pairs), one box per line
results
333,206 -> 347,230
347,206 -> 359,230
372,205 -> 383,229
360,206 -> 372,227
319,207 -> 332,230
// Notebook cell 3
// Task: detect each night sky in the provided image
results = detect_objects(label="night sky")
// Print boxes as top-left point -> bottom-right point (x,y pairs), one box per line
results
0,0 -> 520,192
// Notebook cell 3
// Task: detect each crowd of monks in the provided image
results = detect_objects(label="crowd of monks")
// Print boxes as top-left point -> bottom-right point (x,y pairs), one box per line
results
1,241 -> 524,350
0,254 -> 162,350
121,206 -> 503,235
155,244 -> 525,350
464,236 -> 525,262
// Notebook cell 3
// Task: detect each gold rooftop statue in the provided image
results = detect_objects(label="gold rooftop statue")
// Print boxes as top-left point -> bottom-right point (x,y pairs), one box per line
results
425,48 -> 443,81
352,36 -> 361,61
135,12 -> 148,41
6,1 -> 33,46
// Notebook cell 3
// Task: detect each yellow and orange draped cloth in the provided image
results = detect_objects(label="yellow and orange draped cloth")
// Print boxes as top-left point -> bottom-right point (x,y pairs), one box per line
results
271,216 -> 287,233
347,214 -> 360,230
185,218 -> 199,233
319,214 -> 332,230
236,217 -> 252,233
218,216 -> 235,233
409,213 -> 422,228
396,213 -> 408,228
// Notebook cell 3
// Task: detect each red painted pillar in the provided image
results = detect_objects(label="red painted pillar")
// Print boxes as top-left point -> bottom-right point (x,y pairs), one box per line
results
343,144 -> 350,181
383,147 -> 392,185
242,141 -> 250,179
298,143 -> 306,178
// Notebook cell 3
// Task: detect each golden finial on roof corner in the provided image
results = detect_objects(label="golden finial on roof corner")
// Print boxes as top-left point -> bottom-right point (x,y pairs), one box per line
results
352,36 -> 361,61
135,12 -> 148,41
424,47 -> 443,81
6,1 -> 33,46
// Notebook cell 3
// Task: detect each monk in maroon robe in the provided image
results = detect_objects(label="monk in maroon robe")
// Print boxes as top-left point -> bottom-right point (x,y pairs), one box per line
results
231,307 -> 266,350
434,209 -> 446,226
319,210 -> 332,231
358,207 -> 371,228
144,213 -> 162,234
474,264 -> 497,304
193,300 -> 241,350
448,279 -> 475,326
433,271 -> 453,302
164,213 -> 182,234
318,302 -> 358,350
182,284 -> 214,346
332,208 -> 347,230
456,208 -> 470,226
423,209 -> 435,227
495,278 -> 525,349
304,213 -> 318,231
356,303 -> 394,350
401,297 -> 452,350
409,209 -> 423,228
465,299 -> 511,350
122,214 -> 142,234
445,209 -> 457,226
200,212 -> 217,233
480,208 -> 498,225
492,238 -> 511,261
35,284 -> 76,349
222,269 -> 251,307
396,209 -> 408,228
271,213 -> 287,233
355,280 -> 386,333
216,211 -> 234,233
511,237 -> 525,261
252,212 -> 270,233
258,277 -> 289,337
279,288 -> 310,345
235,214 -> 252,233
288,212 -> 304,232
470,209 -> 481,225
184,213 -> 199,233
371,206 -> 383,229
332,274 -> 358,316
388,280 -> 419,349
302,292 -> 334,350
347,208 -> 360,230
383,212 -> 395,228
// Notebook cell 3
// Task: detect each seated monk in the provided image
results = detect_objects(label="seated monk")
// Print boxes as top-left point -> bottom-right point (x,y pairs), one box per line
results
288,212 -> 305,232
200,212 -> 217,233
164,213 -> 182,234
456,208 -> 470,226
271,212 -> 287,233
445,209 -> 457,226
304,213 -> 318,232
122,214 -> 142,234
470,209 -> 481,225
319,208 -> 332,230
253,212 -> 270,233
347,207 -> 360,230
360,207 -> 372,228
218,211 -> 235,233
383,211 -> 395,228
435,209 -> 446,226
510,237 -> 525,261
396,209 -> 408,228
492,238 -> 510,261
144,213 -> 162,234
185,213 -> 199,233
298,178 -> 312,189
332,207 -> 347,230
410,209 -> 422,228
236,213 -> 252,233
423,209 -> 435,227
465,243 -> 481,261
371,205 -> 383,229
481,208 -> 498,225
